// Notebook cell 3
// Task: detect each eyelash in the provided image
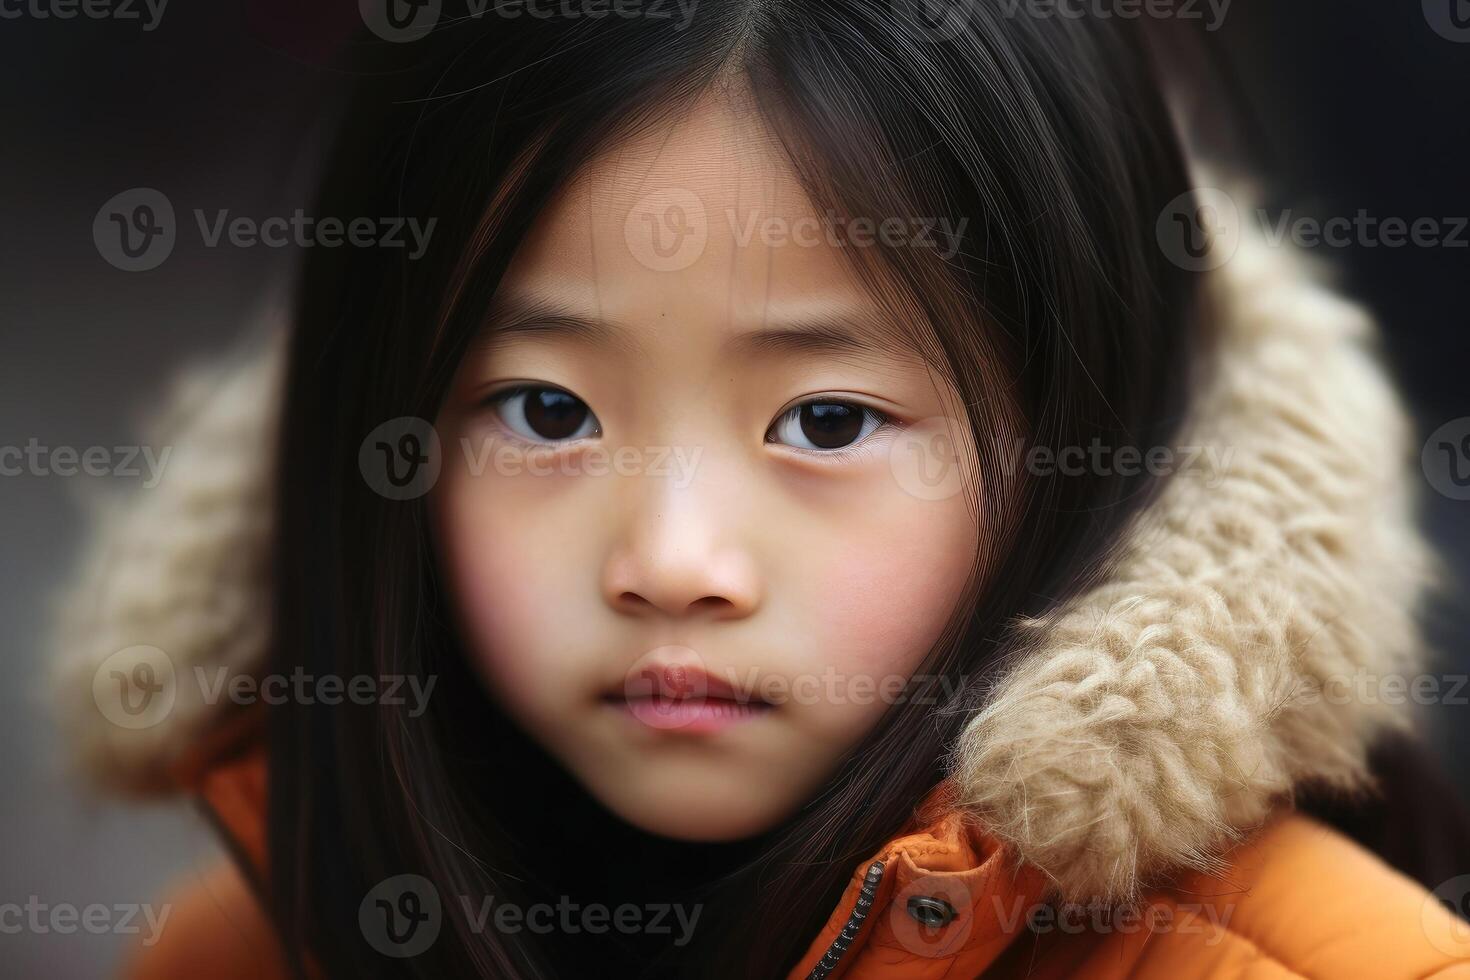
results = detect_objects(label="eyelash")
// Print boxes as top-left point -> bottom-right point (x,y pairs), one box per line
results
477,385 -> 897,456
481,384 -> 602,446
764,401 -> 895,460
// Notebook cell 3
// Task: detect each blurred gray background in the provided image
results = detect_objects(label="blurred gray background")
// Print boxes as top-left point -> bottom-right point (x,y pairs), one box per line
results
2,1 -> 1467,975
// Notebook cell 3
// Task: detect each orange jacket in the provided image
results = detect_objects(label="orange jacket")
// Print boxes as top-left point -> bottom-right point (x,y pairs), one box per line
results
126,747 -> 1470,980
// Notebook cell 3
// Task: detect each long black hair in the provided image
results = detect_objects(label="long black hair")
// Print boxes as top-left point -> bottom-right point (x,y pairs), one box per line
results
266,2 -> 1221,976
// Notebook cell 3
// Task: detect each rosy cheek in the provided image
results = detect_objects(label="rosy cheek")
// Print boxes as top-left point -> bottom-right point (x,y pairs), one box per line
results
797,497 -> 977,728
832,551 -> 963,672
438,493 -> 554,701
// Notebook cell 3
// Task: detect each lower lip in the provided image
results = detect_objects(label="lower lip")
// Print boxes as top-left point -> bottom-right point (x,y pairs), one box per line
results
616,696 -> 772,734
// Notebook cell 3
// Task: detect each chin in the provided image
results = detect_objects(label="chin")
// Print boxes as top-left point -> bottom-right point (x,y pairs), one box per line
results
588,771 -> 798,842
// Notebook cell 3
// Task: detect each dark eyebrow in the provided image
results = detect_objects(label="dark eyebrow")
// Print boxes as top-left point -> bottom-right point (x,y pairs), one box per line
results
477,295 -> 917,363
475,295 -> 645,357
725,313 -> 918,363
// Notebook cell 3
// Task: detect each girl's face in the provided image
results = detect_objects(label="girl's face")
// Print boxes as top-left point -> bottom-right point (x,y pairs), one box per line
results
433,87 -> 980,840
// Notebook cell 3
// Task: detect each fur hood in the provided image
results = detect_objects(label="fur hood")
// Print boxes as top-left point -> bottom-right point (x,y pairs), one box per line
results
52,215 -> 1437,903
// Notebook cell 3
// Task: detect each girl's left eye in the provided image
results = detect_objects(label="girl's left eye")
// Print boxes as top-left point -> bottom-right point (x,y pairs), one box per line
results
490,385 -> 601,443
767,400 -> 888,452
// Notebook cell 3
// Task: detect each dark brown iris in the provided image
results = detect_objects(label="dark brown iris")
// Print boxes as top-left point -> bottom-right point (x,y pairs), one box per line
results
801,402 -> 864,449
523,388 -> 590,440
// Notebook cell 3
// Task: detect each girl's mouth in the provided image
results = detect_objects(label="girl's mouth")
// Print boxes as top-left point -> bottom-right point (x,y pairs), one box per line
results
616,694 -> 773,732
607,659 -> 774,733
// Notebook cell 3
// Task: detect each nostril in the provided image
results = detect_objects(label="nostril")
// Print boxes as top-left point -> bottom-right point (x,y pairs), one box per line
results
616,591 -> 654,612
613,591 -> 737,617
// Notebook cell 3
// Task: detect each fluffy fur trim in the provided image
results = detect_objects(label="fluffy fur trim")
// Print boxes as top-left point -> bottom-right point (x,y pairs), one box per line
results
51,335 -> 280,795
954,224 -> 1436,900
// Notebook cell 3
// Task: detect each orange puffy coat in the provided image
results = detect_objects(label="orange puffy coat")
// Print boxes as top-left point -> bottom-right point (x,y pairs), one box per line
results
127,747 -> 1470,979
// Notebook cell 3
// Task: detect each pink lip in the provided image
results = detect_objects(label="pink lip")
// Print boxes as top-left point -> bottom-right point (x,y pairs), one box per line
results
619,695 -> 772,733
611,659 -> 772,734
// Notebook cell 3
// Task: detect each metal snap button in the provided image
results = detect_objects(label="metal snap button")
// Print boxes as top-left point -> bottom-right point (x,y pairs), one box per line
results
906,895 -> 956,928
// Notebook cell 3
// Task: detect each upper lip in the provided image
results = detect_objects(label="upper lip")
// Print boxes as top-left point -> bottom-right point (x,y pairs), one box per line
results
611,659 -> 767,705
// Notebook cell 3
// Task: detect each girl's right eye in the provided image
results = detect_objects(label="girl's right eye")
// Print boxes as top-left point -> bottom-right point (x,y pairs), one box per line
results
488,386 -> 601,443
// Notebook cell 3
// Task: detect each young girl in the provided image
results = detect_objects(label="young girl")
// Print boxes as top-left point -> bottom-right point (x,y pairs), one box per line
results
59,3 -> 1470,977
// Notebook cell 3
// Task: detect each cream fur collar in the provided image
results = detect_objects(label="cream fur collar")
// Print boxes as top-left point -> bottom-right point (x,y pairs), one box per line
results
53,218 -> 1436,902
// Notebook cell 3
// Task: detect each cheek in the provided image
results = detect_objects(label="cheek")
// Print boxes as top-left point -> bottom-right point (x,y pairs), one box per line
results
432,474 -> 585,713
787,490 -> 977,733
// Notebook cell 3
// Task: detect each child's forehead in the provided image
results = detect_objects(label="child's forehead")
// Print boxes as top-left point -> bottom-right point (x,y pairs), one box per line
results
496,92 -> 921,356
578,99 -> 805,212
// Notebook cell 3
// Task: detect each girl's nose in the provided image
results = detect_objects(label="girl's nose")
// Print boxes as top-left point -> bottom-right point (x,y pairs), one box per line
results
600,480 -> 763,622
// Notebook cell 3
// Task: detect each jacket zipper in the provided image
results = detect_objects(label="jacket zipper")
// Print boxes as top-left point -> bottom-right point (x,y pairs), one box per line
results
805,860 -> 885,980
